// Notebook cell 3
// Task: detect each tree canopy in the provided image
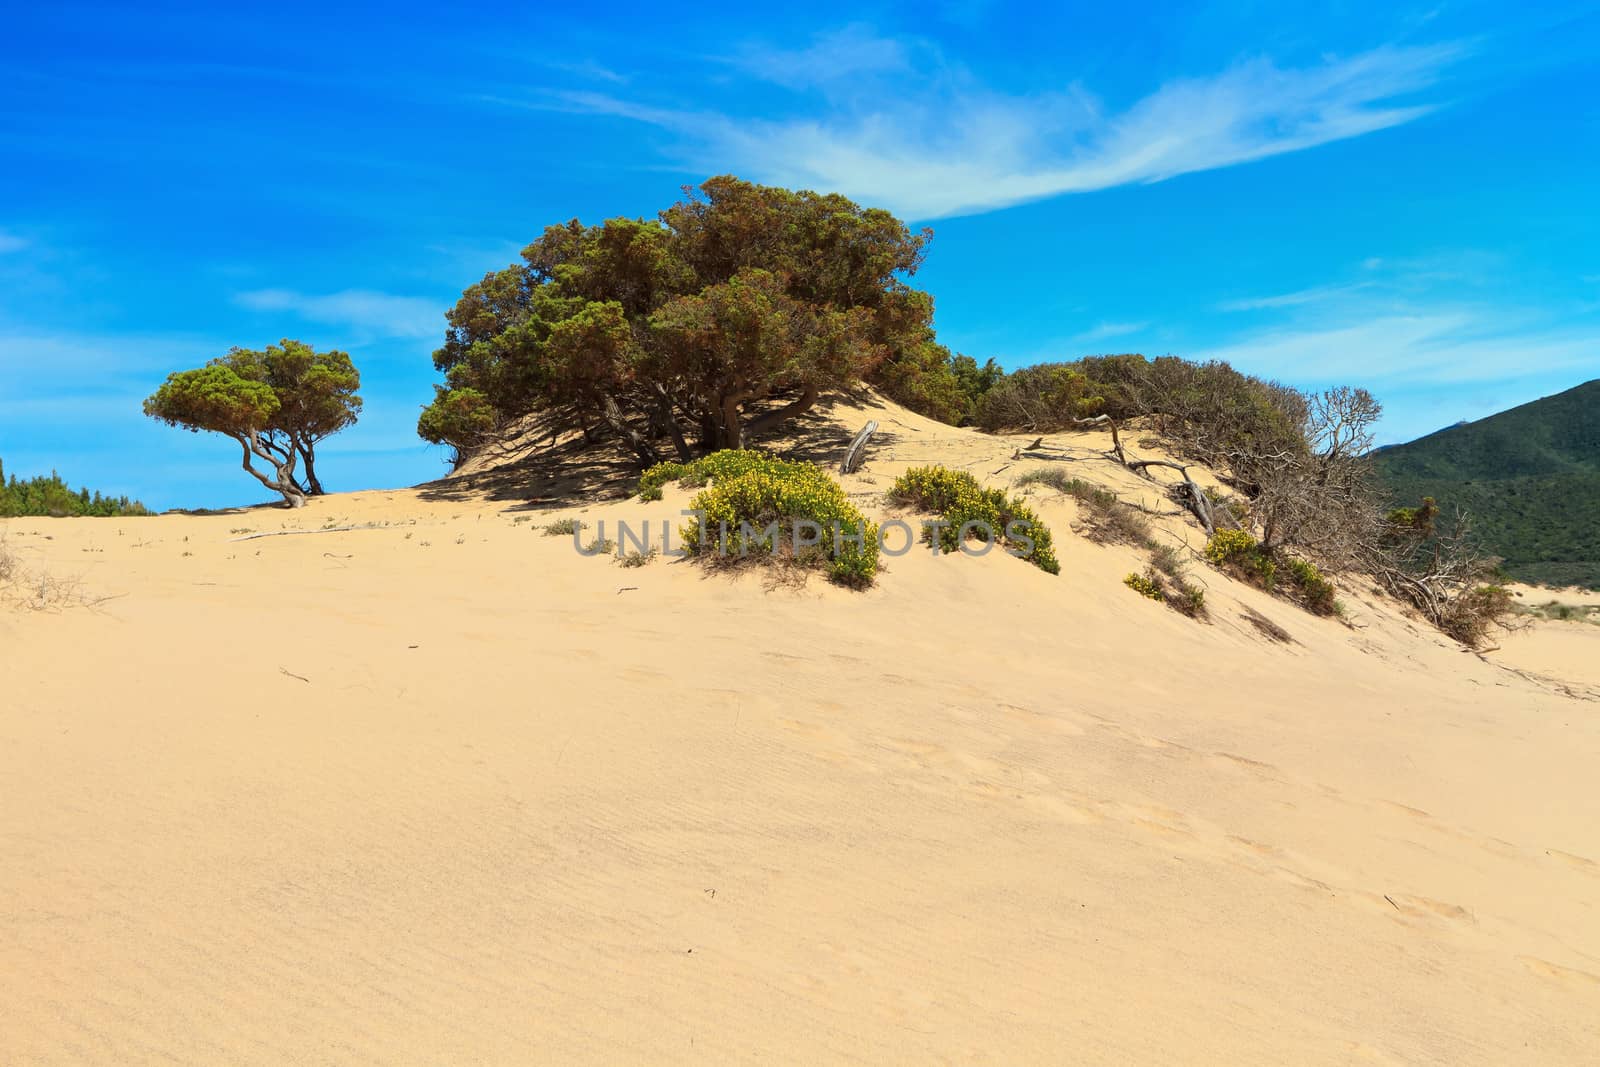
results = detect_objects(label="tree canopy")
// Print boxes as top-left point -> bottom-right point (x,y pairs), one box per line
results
144,340 -> 361,507
0,457 -> 150,517
418,176 -> 951,463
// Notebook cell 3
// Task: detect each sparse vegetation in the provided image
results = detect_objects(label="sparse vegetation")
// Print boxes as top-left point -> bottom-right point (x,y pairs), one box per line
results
1125,561 -> 1207,619
1017,472 -> 1153,547
0,533 -> 102,612
584,534 -> 616,555
1439,584 -> 1517,647
543,517 -> 582,536
890,466 -> 1059,575
618,547 -> 658,568
1516,599 -> 1600,624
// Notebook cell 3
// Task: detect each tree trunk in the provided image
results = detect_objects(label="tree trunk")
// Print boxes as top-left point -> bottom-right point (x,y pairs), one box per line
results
720,394 -> 744,450
650,386 -> 694,462
235,436 -> 308,508
743,383 -> 820,441
296,440 -> 324,495
601,395 -> 662,466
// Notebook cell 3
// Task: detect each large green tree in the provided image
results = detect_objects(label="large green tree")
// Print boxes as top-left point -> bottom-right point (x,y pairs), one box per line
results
144,340 -> 361,507
418,176 -> 935,464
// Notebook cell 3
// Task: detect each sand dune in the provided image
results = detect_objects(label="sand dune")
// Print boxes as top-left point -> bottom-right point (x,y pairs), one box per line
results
4,395 -> 1598,1064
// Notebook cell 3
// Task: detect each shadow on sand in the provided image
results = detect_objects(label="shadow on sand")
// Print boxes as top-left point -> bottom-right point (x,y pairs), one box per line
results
414,390 -> 897,512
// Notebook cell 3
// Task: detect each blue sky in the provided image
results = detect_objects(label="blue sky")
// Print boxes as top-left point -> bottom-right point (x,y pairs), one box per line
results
2,1 -> 1597,510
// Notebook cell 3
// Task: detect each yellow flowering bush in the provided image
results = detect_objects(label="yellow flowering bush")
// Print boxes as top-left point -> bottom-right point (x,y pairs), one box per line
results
1124,572 -> 1164,600
889,465 -> 1060,575
1204,528 -> 1276,589
679,451 -> 878,587
637,450 -> 782,500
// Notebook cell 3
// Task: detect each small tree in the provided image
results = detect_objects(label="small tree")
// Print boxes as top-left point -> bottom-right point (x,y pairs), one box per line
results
144,341 -> 361,507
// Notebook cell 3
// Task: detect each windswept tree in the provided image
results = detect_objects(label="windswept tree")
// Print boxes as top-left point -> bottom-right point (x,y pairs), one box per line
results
418,176 -> 933,465
144,340 -> 361,507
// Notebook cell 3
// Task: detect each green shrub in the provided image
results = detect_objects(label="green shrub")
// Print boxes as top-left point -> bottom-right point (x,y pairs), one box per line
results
682,451 -> 878,587
584,534 -> 615,555
891,466 -> 1060,575
1124,572 -> 1164,601
618,547 -> 657,568
1284,557 -> 1337,615
543,517 -> 581,536
1205,529 -> 1276,590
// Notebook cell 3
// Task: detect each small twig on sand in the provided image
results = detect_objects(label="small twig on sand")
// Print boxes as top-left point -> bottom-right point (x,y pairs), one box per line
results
617,586 -> 638,594
229,526 -> 370,542
1384,894 -> 1400,911
279,667 -> 310,684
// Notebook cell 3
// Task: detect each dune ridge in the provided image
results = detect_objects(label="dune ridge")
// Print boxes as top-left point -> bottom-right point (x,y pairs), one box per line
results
4,393 -> 1599,1064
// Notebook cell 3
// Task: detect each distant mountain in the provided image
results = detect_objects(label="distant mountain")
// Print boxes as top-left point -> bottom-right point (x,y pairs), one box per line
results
1374,379 -> 1600,590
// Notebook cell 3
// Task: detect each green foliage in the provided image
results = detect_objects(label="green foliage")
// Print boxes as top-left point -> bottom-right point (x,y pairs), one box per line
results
1124,572 -> 1164,601
144,340 -> 361,505
1283,557 -> 1337,615
1385,497 -> 1439,539
1205,529 -> 1277,590
417,386 -> 497,451
145,363 -> 280,436
978,363 -> 1113,431
618,547 -> 657,568
421,176 -> 935,461
978,355 -> 1309,491
1374,379 -> 1600,589
875,342 -> 1003,425
0,458 -> 150,517
542,518 -> 581,536
680,451 -> 879,587
637,449 -> 792,500
637,461 -> 691,501
890,466 -> 1060,575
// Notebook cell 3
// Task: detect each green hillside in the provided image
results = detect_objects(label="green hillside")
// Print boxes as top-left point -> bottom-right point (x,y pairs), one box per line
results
1374,379 -> 1600,589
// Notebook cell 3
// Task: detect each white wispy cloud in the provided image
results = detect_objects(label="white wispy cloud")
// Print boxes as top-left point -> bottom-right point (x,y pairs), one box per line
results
1199,311 -> 1599,385
728,24 -> 914,89
1075,321 -> 1148,342
0,230 -> 28,254
536,35 -> 1466,219
233,288 -> 443,339
1218,283 -> 1372,311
